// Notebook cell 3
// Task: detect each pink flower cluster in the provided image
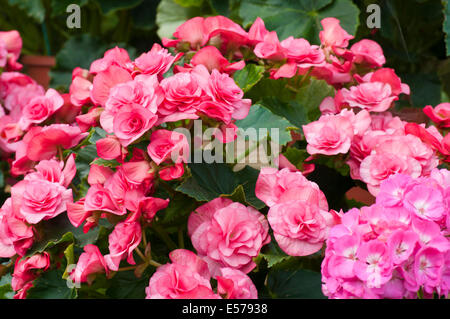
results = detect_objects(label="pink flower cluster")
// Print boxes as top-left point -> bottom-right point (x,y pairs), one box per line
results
72,43 -> 251,146
0,31 -> 22,71
146,249 -> 257,299
322,170 -> 450,299
255,168 -> 339,256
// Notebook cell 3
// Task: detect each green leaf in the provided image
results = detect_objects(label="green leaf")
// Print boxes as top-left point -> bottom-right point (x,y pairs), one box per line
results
160,192 -> 199,225
233,64 -> 265,92
131,0 -> 159,30
239,0 -> 359,42
62,243 -> 74,279
174,0 -> 204,7
26,215 -> 76,258
95,0 -> 143,15
8,0 -> 45,23
0,274 -> 14,299
267,268 -> 325,299
27,270 -> 77,299
75,144 -> 98,180
221,184 -> 247,205
91,158 -> 120,168
260,239 -> 291,267
106,270 -> 151,299
443,0 -> 450,55
156,0 -> 210,40
177,162 -> 238,201
235,166 -> 266,209
0,170 -> 3,188
401,73 -> 442,107
235,104 -> 295,146
283,147 -> 311,171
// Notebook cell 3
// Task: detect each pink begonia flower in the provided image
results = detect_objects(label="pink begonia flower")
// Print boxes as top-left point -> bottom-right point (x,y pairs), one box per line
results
319,17 -> 354,49
339,109 -> 372,137
96,135 -> 123,161
254,31 -> 285,60
71,244 -> 109,285
268,200 -> 334,256
87,164 -> 114,186
0,31 -> 22,71
162,17 -> 207,49
84,184 -> 125,216
76,107 -> 103,132
164,15 -> 248,52
248,17 -> 269,45
255,167 -> 328,209
423,103 -> 450,128
89,46 -> 133,74
70,76 -> 92,107
280,37 -> 326,68
351,39 -> 386,68
216,267 -> 258,299
190,46 -> 245,74
0,199 -> 34,257
158,71 -> 204,124
159,162 -> 185,181
356,68 -> 410,96
303,113 -> 354,156
134,43 -> 182,78
146,249 -> 218,299
0,41 -> 8,68
204,68 -> 252,120
25,124 -> 88,161
10,178 -> 72,224
360,153 -> 422,196
188,198 -> 270,275
90,65 -> 132,107
100,74 -> 162,132
66,198 -> 91,229
25,154 -> 76,188
113,105 -> 157,147
104,221 -> 142,271
197,101 -> 232,124
11,253 -> 50,298
123,190 -> 169,222
340,82 -> 398,112
147,129 -> 189,165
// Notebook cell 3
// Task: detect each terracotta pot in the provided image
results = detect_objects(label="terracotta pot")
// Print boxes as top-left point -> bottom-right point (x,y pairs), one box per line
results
20,55 -> 56,89
345,186 -> 376,206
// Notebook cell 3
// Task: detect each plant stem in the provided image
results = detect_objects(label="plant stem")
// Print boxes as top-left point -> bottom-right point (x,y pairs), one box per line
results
135,247 -> 146,262
148,260 -> 162,268
152,223 -> 177,251
116,265 -> 137,272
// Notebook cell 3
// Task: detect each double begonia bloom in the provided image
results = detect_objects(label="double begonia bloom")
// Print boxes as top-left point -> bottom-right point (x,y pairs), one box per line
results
303,113 -> 354,156
90,65 -> 132,107
0,198 -> 34,257
10,178 -> 72,224
188,198 -> 270,275
101,74 -> 162,133
134,43 -> 182,78
70,244 -> 109,285
11,252 -> 50,298
146,249 -> 218,299
89,46 -> 133,74
340,82 -> 398,112
190,46 -> 245,74
158,71 -> 204,123
84,184 -> 125,216
147,129 -> 189,165
18,88 -> 64,130
216,267 -> 258,299
104,221 -> 142,271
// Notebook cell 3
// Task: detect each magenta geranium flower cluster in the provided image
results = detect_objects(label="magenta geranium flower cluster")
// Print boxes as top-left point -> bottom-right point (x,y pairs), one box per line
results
0,14 -> 448,299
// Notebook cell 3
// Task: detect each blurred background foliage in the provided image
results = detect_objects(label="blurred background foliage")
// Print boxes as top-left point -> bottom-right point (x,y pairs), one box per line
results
0,0 -> 449,105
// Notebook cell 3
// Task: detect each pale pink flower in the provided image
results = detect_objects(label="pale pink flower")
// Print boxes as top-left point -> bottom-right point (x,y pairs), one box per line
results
104,221 -> 141,271
147,129 -> 189,165
71,244 -> 109,285
188,198 -> 270,275
216,267 -> 258,299
351,39 -> 386,67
